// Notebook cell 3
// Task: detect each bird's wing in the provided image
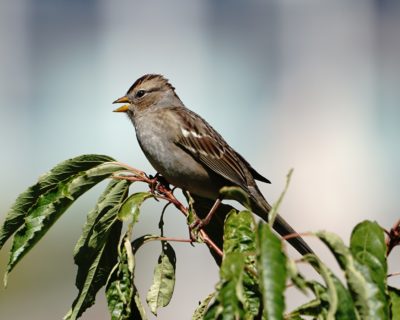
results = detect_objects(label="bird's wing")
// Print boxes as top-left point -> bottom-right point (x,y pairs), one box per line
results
235,152 -> 271,184
173,107 -> 254,189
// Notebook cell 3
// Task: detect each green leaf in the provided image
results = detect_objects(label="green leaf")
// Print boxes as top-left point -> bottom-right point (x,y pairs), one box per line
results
350,220 -> 389,314
257,222 -> 286,320
2,155 -> 126,280
389,286 -> 400,320
288,255 -> 356,319
204,252 -> 246,320
289,287 -> 328,318
224,210 -> 260,317
223,210 -> 255,255
268,168 -> 293,226
0,154 -> 116,250
118,192 -> 152,222
146,241 -> 176,315
302,255 -> 338,319
286,258 -> 308,294
219,186 -> 251,210
316,230 -> 388,319
192,292 -> 215,320
205,211 -> 260,319
65,179 -> 130,320
106,234 -> 147,320
131,234 -> 161,254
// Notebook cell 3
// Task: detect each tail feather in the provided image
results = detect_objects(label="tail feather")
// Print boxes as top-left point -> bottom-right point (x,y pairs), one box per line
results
248,186 -> 313,255
272,214 -> 313,255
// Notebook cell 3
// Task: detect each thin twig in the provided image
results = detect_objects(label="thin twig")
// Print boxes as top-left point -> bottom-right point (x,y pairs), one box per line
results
387,271 -> 400,278
112,166 -> 224,258
283,232 -> 313,241
109,161 -> 145,176
157,237 -> 194,243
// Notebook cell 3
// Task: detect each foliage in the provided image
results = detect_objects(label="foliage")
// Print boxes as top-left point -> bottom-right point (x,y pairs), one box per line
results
0,154 -> 399,319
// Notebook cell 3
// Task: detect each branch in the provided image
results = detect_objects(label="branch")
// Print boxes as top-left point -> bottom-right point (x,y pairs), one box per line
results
112,164 -> 224,258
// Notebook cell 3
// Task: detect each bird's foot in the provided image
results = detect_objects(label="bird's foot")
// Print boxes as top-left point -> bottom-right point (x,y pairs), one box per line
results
147,173 -> 170,195
189,218 -> 205,242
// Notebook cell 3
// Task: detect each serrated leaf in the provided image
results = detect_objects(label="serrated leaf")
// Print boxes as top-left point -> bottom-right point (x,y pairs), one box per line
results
389,286 -> 400,320
350,220 -> 389,314
146,242 -> 176,315
192,292 -> 215,320
118,192 -> 152,222
65,179 -> 130,320
66,220 -> 122,320
257,222 -> 286,320
0,154 -> 116,250
316,230 -> 388,319
106,234 -> 147,320
3,156 -> 126,280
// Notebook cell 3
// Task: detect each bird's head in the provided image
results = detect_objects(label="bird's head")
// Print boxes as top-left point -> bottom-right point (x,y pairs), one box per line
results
113,74 -> 178,114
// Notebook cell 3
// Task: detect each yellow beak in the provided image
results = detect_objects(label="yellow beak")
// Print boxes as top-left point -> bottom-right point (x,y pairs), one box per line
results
113,96 -> 130,112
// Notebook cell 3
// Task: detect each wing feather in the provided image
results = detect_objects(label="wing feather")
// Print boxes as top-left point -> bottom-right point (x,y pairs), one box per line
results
173,107 -> 253,189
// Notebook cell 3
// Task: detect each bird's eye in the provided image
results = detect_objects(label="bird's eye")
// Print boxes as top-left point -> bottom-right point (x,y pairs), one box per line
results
136,90 -> 146,98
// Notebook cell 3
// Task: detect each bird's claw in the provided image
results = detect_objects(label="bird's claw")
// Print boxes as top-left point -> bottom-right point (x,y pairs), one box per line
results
189,218 -> 205,242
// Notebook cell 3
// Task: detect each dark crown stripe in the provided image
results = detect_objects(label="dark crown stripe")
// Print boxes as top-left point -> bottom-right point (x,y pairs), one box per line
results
127,74 -> 175,93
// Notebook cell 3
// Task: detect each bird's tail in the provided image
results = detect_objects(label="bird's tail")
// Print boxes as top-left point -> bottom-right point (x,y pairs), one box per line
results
248,186 -> 313,256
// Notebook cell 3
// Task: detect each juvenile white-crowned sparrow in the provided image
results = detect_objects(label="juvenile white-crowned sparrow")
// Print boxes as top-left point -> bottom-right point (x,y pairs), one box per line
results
113,74 -> 312,255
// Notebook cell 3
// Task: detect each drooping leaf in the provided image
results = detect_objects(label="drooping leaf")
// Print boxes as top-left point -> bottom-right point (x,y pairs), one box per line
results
3,155 -> 126,280
146,241 -> 176,315
65,179 -> 130,320
219,186 -> 251,210
303,255 -> 337,318
131,234 -> 161,254
106,234 -> 147,320
287,258 -> 330,318
288,263 -> 357,320
289,281 -> 329,318
257,222 -> 286,320
118,192 -> 153,223
286,258 -> 308,294
0,154 -> 116,250
192,292 -> 215,320
331,274 -> 359,320
350,220 -> 389,315
389,286 -> 400,320
316,230 -> 387,319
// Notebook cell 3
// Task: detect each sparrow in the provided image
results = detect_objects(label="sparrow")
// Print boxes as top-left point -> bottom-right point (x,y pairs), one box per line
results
113,74 -> 312,255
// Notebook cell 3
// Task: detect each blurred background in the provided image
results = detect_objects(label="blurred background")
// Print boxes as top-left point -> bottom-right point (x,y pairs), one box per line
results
1,0 -> 399,319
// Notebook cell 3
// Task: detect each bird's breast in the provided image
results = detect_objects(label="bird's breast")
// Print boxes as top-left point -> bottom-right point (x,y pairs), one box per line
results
134,113 -> 221,199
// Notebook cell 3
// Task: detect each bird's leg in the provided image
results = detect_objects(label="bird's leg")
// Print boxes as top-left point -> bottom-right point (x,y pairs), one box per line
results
189,197 -> 222,240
